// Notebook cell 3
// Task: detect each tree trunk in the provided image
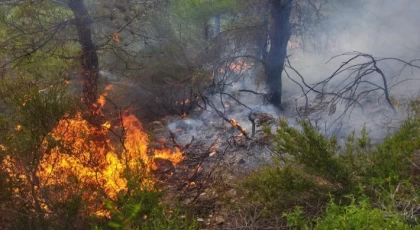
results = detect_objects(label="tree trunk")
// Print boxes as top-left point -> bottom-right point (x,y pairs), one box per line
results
68,0 -> 101,122
204,21 -> 210,40
213,14 -> 221,36
266,0 -> 292,109
259,18 -> 269,60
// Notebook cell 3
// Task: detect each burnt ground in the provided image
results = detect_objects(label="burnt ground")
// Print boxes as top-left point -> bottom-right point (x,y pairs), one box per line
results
89,75 -> 275,227
147,109 -> 279,229
93,69 -> 412,228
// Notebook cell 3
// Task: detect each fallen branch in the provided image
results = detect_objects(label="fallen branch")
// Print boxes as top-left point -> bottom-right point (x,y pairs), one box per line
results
203,96 -> 251,139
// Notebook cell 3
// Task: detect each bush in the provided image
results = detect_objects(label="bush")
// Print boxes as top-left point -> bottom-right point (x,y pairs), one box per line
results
96,174 -> 198,230
266,119 -> 350,186
369,118 -> 420,180
284,198 -> 416,230
236,114 -> 420,229
103,196 -> 198,230
92,154 -> 197,230
242,163 -> 331,214
0,79 -> 198,229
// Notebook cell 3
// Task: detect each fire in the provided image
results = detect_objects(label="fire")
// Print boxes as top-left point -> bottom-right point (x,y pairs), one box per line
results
208,137 -> 221,155
288,39 -> 300,49
220,60 -> 251,73
102,121 -> 111,129
153,147 -> 183,170
175,98 -> 191,106
1,84 -> 184,214
104,84 -> 113,91
37,112 -> 131,203
112,32 -> 120,43
230,119 -> 247,136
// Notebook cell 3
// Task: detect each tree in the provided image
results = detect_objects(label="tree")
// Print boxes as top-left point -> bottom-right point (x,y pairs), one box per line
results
68,0 -> 100,121
0,0 -> 100,119
174,0 -> 327,109
0,0 -> 159,124
266,0 -> 292,108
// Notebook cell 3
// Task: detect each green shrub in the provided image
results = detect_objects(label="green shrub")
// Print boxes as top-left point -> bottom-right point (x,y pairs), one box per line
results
99,190 -> 198,230
242,163 -> 331,213
238,114 -> 420,228
266,119 -> 350,186
284,197 -> 417,230
369,118 -> 420,180
92,166 -> 198,230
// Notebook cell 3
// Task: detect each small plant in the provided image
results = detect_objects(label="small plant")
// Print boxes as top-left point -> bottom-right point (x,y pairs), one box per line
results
284,197 -> 416,230
267,119 -> 350,185
97,167 -> 198,230
283,206 -> 311,230
103,193 -> 198,230
242,163 -> 330,213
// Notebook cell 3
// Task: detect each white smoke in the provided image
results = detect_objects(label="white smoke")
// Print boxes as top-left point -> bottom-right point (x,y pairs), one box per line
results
166,0 -> 420,145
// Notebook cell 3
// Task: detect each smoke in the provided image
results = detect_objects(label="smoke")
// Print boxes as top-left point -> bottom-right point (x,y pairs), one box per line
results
338,1 -> 419,58
281,0 -> 420,141
165,0 -> 420,146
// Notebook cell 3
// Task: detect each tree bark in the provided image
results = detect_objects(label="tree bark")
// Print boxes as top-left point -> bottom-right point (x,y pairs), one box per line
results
259,18 -> 269,60
68,0 -> 100,121
213,14 -> 221,36
266,0 -> 292,109
204,21 -> 210,40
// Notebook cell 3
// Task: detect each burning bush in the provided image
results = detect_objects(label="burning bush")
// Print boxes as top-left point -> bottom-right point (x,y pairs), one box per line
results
0,81 -> 194,229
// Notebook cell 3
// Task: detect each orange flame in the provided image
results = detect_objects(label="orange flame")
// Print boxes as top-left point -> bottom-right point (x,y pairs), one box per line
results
230,119 -> 247,134
1,85 -> 184,215
153,147 -> 183,170
112,32 -> 120,43
220,60 -> 251,73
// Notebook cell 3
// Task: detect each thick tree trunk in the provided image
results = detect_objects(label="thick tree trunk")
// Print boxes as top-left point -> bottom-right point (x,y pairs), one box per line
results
266,0 -> 292,109
68,0 -> 100,121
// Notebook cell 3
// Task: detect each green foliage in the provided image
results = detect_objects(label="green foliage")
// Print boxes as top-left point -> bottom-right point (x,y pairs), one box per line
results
104,197 -> 198,230
284,197 -> 417,230
0,79 -> 78,162
168,0 -> 238,44
339,116 -> 420,191
370,118 -> 420,179
315,198 -> 411,230
267,119 -> 350,185
0,79 -> 81,229
97,183 -> 198,230
172,0 -> 237,23
89,161 -> 198,230
0,1 -> 78,81
238,113 -> 420,228
242,163 -> 330,213
283,206 -> 311,230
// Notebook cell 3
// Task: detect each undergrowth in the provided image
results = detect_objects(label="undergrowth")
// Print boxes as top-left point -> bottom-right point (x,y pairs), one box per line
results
0,82 -> 198,230
234,105 -> 420,229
